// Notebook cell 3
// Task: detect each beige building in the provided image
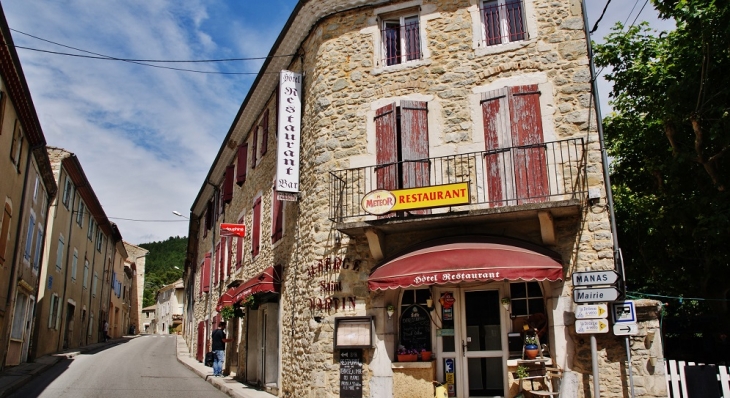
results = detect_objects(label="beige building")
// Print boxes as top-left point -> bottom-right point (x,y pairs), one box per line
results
142,305 -> 156,333
33,148 -> 127,357
0,4 -> 58,369
124,241 -> 148,335
183,1 -> 666,397
156,279 -> 183,334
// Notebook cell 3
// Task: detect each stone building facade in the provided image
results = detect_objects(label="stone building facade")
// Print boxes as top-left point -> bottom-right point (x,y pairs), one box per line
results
183,0 -> 666,397
124,241 -> 148,335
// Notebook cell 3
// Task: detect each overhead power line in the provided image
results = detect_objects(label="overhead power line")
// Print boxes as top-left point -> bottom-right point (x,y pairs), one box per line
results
10,27 -> 294,75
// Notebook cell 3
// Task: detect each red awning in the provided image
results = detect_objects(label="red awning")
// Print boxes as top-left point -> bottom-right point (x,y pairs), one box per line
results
216,287 -> 238,311
368,237 -> 563,291
234,265 -> 282,302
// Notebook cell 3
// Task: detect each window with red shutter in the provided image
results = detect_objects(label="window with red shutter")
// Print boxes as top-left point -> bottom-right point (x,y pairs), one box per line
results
260,109 -> 269,156
198,259 -> 204,295
202,253 -> 211,293
223,165 -> 234,203
236,216 -> 244,269
215,242 -> 221,286
236,143 -> 248,186
480,84 -> 548,205
252,197 -> 261,257
374,101 -> 430,215
272,192 -> 283,243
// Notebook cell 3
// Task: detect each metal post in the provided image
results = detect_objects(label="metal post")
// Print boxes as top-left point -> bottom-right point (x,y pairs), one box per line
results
591,334 -> 600,398
625,337 -> 636,398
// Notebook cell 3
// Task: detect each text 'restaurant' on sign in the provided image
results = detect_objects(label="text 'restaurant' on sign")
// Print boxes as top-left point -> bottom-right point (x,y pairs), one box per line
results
276,70 -> 302,193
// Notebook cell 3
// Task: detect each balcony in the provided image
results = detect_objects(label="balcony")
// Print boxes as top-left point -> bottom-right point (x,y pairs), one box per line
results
329,138 -> 586,238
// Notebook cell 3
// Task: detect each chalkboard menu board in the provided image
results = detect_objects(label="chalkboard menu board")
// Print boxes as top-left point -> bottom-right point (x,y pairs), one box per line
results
339,349 -> 363,398
400,304 -> 431,351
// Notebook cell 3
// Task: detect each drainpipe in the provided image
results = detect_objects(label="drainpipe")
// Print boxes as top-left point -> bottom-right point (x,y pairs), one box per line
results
1,144 -> 35,369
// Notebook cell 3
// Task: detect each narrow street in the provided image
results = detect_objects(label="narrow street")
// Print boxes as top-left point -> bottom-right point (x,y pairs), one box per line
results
8,335 -> 225,398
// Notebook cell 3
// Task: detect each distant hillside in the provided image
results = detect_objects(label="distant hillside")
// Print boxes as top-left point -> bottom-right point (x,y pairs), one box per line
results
140,236 -> 186,307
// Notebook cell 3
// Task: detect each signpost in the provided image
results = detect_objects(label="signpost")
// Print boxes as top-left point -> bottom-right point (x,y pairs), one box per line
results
612,323 -> 638,336
572,270 -> 620,287
573,287 -> 621,303
575,304 -> 608,319
575,319 -> 609,334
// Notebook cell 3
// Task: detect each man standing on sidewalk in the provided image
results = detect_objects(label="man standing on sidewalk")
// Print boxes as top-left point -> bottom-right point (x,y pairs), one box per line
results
211,322 -> 232,377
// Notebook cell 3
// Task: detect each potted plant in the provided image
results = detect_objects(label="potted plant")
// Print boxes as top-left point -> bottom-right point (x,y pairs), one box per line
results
396,346 -> 418,362
500,297 -> 511,311
513,365 -> 529,380
242,295 -> 257,309
524,335 -> 539,359
419,347 -> 432,361
386,305 -> 395,319
220,305 -> 235,321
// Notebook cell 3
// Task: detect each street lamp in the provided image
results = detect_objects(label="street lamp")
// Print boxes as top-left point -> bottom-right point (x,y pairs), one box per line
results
172,211 -> 189,219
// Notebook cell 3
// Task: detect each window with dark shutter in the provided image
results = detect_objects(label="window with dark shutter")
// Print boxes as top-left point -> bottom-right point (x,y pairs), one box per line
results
272,192 -> 283,243
218,241 -> 224,283
202,253 -> 211,293
374,101 -> 430,215
223,165 -> 234,203
236,143 -> 248,186
481,84 -> 548,205
260,109 -> 269,156
0,203 -> 11,265
252,197 -> 261,257
251,125 -> 258,169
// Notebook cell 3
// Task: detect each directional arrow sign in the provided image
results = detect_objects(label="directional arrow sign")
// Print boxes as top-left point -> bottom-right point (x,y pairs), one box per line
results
575,304 -> 608,319
575,319 -> 610,334
573,287 -> 621,303
613,323 -> 639,336
572,270 -> 620,287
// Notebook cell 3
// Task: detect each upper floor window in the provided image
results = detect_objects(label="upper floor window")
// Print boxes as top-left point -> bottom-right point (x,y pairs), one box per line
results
62,176 -> 73,208
382,14 -> 421,66
10,120 -> 23,170
0,203 -> 10,266
33,226 -> 43,271
481,0 -> 526,46
77,201 -> 85,226
88,218 -> 95,240
252,197 -> 261,257
24,213 -> 35,260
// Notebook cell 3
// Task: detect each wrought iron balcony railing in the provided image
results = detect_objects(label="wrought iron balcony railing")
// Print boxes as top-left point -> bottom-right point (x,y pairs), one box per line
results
329,138 -> 586,222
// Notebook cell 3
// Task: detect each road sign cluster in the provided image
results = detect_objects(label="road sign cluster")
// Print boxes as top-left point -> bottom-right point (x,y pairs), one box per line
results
572,270 -> 637,336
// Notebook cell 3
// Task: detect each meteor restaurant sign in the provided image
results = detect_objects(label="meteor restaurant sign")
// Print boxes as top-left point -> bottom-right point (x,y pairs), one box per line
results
361,183 -> 470,215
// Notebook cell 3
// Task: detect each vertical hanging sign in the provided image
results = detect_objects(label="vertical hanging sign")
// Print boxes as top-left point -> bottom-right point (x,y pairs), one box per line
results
276,70 -> 302,193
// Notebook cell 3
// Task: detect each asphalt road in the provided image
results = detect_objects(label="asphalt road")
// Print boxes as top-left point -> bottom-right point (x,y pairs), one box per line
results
9,335 -> 226,398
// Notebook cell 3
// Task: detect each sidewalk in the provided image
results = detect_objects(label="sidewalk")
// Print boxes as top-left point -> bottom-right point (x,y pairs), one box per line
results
174,335 -> 272,398
0,335 -> 137,398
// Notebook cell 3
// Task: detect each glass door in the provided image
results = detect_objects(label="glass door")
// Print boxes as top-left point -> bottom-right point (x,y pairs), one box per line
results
461,289 -> 506,398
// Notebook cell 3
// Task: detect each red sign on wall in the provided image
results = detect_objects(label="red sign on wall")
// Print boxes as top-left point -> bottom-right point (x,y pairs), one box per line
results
220,223 -> 245,237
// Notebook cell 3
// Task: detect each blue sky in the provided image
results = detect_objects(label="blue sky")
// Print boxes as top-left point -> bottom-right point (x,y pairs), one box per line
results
2,0 -> 674,244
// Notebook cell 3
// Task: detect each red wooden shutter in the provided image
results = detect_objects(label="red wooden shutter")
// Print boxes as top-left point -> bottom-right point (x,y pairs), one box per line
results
196,321 -> 205,361
216,242 -> 223,285
272,192 -> 283,243
236,143 -> 248,186
508,85 -> 548,203
236,216 -> 244,269
260,109 -> 269,156
375,103 -> 398,191
202,253 -> 211,293
481,88 -> 509,206
219,241 -> 225,282
223,165 -> 234,203
251,125 -> 258,169
400,100 -> 430,215
252,197 -> 261,257
198,259 -> 204,295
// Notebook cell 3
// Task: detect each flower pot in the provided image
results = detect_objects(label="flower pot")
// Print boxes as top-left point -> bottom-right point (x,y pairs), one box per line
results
524,344 -> 539,359
420,351 -> 432,361
397,354 -> 418,362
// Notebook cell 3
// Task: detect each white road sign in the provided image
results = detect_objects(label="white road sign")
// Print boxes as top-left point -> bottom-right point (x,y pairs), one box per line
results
575,319 -> 610,334
613,323 -> 639,336
575,304 -> 609,319
573,287 -> 621,303
612,301 -> 636,323
572,270 -> 620,287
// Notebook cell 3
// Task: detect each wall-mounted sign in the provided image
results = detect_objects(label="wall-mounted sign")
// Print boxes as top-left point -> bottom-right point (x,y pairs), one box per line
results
220,223 -> 245,237
572,270 -> 620,287
276,70 -> 302,193
399,305 -> 431,351
361,182 -> 470,215
339,349 -> 363,398
276,191 -> 298,202
334,316 -> 373,349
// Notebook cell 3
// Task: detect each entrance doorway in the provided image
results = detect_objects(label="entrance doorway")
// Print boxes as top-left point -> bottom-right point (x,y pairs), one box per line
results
435,287 -> 508,398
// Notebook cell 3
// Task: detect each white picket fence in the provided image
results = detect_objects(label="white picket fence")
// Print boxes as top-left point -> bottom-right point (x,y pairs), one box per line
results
665,360 -> 730,397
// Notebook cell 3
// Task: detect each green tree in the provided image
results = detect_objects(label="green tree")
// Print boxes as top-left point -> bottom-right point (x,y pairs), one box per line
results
140,236 -> 187,307
594,0 -> 730,329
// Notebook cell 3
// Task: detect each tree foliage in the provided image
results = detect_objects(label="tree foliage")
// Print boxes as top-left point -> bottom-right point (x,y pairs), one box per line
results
140,236 -> 187,307
594,0 -> 730,332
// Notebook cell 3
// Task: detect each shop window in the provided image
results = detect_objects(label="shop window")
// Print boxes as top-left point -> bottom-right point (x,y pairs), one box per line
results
509,281 -> 544,316
480,0 -> 526,46
381,13 -> 421,66
397,289 -> 432,354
